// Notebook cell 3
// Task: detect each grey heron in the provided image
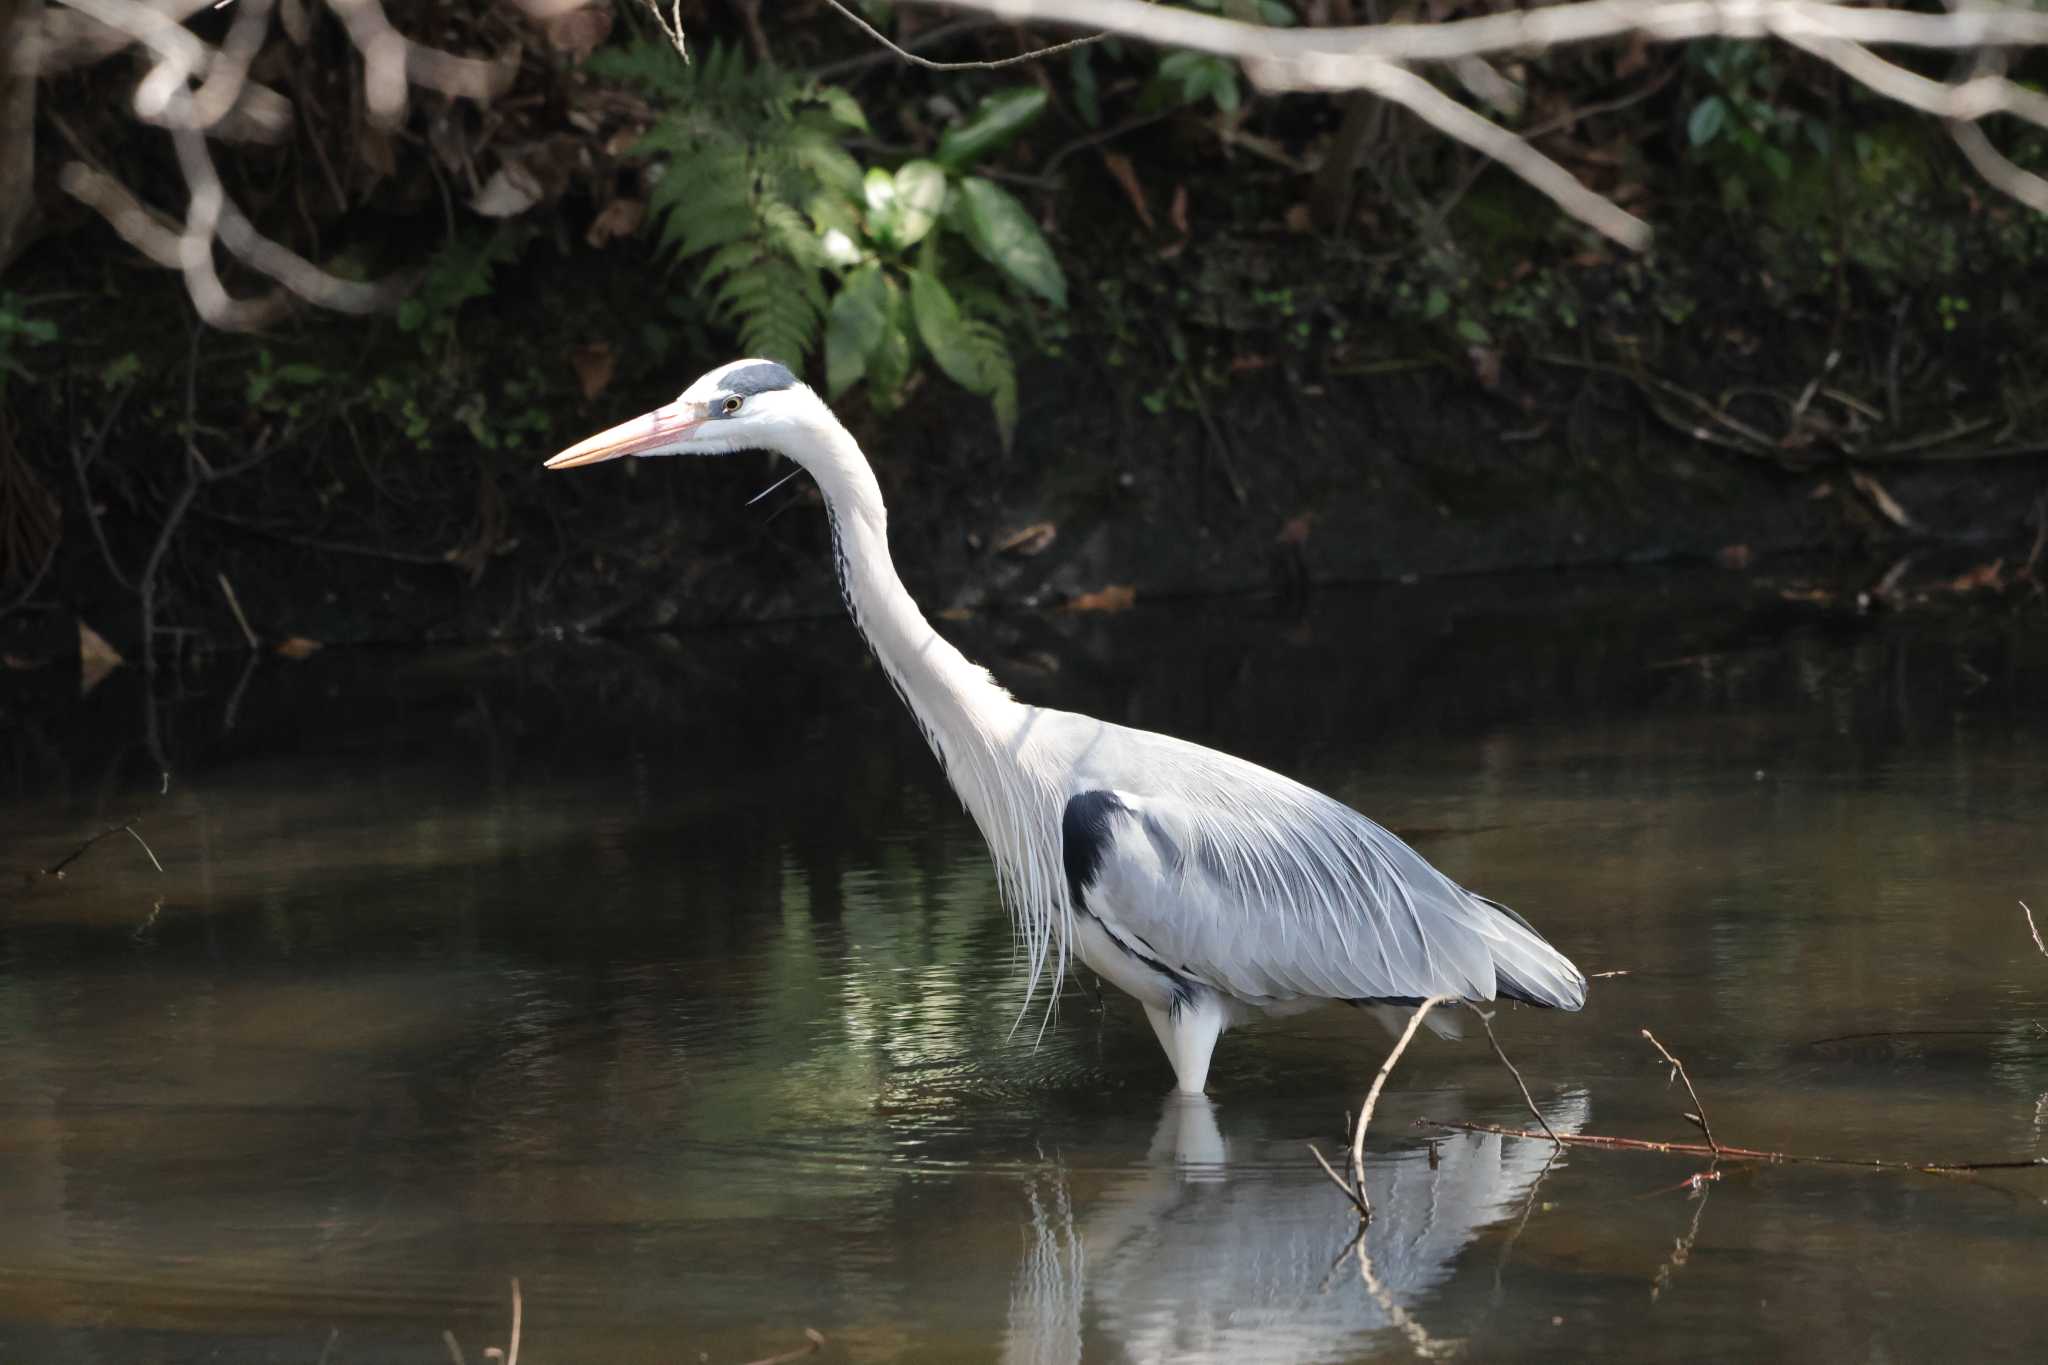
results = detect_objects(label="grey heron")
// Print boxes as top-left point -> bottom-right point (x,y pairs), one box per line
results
545,359 -> 1588,1094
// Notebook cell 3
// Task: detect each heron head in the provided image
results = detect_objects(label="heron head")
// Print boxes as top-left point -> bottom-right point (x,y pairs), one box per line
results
543,358 -> 823,469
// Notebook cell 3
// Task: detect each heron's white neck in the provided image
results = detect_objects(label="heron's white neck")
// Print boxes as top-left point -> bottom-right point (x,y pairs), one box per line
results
797,414 -> 1026,780
794,411 -> 1072,1011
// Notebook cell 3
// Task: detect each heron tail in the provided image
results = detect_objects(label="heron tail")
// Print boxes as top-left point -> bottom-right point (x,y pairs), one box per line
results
1471,895 -> 1589,1011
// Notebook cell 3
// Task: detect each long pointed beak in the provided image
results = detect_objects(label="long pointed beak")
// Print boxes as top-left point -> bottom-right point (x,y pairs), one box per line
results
544,402 -> 703,469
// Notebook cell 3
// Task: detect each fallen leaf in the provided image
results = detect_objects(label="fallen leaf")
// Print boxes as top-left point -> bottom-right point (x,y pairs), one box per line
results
994,521 -> 1057,557
1283,202 -> 1313,234
2,653 -> 46,670
1168,184 -> 1190,239
1849,469 -> 1915,528
1468,345 -> 1502,390
78,620 -> 122,695
470,160 -> 544,218
1715,544 -> 1752,570
1276,513 -> 1314,547
1230,353 -> 1274,373
1568,249 -> 1611,268
274,636 -> 323,660
1065,584 -> 1136,613
585,197 -> 645,248
1100,151 -> 1154,230
1779,586 -> 1836,606
1946,559 -> 2005,593
571,341 -> 616,400
1806,480 -> 1834,500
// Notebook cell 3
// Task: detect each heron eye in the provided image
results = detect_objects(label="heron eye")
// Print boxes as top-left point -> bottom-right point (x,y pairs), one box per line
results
722,395 -> 743,415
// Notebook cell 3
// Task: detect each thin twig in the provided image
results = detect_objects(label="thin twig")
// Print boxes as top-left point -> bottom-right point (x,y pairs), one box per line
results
442,1330 -> 467,1365
73,379 -> 138,590
2024,901 -> 2046,961
739,1328 -> 828,1365
1417,1119 -> 2045,1173
1313,994 -> 1453,1223
636,0 -> 690,60
216,571 -> 258,648
122,825 -> 165,873
826,0 -> 1102,70
1641,1029 -> 1720,1155
1308,1142 -> 1366,1217
1470,1005 -> 1561,1145
41,822 -> 162,878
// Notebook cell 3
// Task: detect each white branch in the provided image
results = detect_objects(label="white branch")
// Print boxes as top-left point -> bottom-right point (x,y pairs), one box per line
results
910,0 -> 2048,246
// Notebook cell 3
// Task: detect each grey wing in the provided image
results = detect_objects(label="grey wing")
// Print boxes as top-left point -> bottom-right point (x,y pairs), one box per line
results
1060,771 -> 1586,1013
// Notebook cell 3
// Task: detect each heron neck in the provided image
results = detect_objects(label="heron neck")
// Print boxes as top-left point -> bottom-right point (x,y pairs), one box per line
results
805,421 -> 1026,771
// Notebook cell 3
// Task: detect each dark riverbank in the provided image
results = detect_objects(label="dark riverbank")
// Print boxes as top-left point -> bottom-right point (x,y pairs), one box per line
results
6,25 -> 2046,660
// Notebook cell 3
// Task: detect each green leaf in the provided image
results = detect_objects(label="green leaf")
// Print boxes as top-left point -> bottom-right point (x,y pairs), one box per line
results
1688,95 -> 1727,147
1070,47 -> 1101,129
1209,66 -> 1241,113
862,166 -> 897,216
816,85 -> 869,132
807,190 -> 863,240
867,278 -> 913,406
890,161 -> 947,249
956,178 -> 1066,308
988,354 -> 1018,453
825,264 -> 888,398
935,87 -> 1049,171
908,269 -> 987,393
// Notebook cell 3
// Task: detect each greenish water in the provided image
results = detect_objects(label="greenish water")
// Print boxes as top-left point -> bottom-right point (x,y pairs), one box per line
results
2,573 -> 2044,1363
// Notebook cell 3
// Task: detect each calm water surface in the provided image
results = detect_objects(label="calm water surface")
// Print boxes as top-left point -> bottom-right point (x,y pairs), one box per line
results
2,572 -> 2044,1363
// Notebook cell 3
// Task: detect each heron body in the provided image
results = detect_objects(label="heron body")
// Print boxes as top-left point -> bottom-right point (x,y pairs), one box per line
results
546,359 -> 1588,1094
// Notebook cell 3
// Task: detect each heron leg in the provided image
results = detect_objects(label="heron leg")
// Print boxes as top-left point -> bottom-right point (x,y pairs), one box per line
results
1143,998 -> 1226,1095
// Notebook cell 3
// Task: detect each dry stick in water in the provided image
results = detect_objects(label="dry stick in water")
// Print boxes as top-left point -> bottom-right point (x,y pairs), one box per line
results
1309,994 -> 1452,1221
2024,901 -> 2046,961
1413,1119 -> 2046,1173
740,1329 -> 829,1365
1641,1029 -> 1720,1155
42,823 -> 164,878
1470,1005 -> 1561,1146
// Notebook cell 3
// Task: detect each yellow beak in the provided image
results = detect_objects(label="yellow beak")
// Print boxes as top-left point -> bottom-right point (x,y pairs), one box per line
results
544,402 -> 704,469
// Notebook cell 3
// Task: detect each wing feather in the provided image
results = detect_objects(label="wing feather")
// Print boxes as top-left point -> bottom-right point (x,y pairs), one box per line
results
1063,730 -> 1586,1013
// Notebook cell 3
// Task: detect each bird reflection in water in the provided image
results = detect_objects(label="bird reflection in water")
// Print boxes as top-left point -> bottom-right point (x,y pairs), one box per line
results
1002,1091 -> 1590,1365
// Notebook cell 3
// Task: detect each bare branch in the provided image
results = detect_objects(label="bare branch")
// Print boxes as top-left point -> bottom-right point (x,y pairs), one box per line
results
1778,29 -> 2048,129
913,1 -> 2048,249
1641,1029 -> 1721,1156
826,0 -> 1103,71
1950,122 -> 2048,215
324,0 -> 517,125
2024,901 -> 2046,962
633,0 -> 689,61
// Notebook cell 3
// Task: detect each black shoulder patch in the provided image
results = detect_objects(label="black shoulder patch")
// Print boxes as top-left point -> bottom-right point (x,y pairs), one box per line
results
1061,791 -> 1129,908
723,361 -> 798,398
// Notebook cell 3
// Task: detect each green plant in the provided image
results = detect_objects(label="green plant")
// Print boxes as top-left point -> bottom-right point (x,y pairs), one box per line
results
595,42 -> 1068,446
1685,41 -> 1830,211
1140,2 -> 1293,113
0,293 -> 58,386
